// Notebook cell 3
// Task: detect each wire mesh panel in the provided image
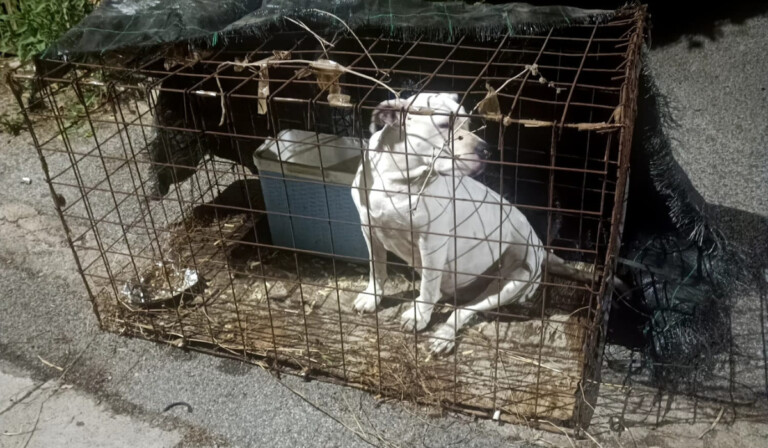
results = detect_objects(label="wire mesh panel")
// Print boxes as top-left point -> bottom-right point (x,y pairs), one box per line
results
11,5 -> 646,430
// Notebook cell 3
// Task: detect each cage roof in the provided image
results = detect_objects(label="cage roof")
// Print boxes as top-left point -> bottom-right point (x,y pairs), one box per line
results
47,0 -> 615,57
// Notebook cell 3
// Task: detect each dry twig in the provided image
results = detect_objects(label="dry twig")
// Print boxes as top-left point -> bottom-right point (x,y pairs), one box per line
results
698,407 -> 725,439
310,9 -> 381,74
36,355 -> 63,372
275,378 -> 378,447
285,17 -> 333,58
539,420 -> 576,448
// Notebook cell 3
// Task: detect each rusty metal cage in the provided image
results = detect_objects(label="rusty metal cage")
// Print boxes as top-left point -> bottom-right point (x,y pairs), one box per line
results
11,6 -> 646,430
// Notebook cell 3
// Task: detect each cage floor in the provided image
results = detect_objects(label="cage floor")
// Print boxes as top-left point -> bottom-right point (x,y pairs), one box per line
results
95,211 -> 597,423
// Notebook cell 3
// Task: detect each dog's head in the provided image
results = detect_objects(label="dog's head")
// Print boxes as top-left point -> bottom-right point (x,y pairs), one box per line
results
370,93 -> 487,177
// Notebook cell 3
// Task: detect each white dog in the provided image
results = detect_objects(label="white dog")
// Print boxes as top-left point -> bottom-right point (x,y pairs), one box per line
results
351,92 -> 603,354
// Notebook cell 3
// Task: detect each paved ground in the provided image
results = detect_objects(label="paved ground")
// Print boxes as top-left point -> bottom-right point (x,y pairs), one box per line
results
0,361 -> 183,448
650,17 -> 768,216
1,5 -> 767,448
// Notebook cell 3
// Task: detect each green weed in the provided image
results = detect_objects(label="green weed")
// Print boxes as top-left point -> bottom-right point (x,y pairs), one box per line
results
0,111 -> 25,135
0,0 -> 96,60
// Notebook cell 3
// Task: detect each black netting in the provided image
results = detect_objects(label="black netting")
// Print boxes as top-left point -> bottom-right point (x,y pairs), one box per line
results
610,49 -> 763,395
46,0 -> 614,57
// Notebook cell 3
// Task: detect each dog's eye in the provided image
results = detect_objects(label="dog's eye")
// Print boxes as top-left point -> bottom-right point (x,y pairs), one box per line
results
457,136 -> 464,141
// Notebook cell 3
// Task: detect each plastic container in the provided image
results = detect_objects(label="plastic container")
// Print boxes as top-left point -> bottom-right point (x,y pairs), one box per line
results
253,129 -> 368,261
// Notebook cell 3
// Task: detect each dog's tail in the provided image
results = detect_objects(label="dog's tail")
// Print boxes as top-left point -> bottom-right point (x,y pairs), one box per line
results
544,252 -> 629,295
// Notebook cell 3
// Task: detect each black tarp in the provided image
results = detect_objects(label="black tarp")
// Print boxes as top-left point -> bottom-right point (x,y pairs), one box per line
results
46,0 -> 614,56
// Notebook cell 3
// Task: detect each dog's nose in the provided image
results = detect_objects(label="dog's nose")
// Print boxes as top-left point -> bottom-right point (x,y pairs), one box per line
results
475,141 -> 490,158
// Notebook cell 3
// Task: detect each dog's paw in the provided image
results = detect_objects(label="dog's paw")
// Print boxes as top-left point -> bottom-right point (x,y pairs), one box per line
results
353,291 -> 380,313
429,324 -> 457,355
400,306 -> 431,332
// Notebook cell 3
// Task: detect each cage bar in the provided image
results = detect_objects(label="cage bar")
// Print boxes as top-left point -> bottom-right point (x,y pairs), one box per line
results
11,5 -> 646,431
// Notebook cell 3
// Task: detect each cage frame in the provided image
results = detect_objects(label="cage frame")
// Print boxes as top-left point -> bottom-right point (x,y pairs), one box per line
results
10,4 -> 647,433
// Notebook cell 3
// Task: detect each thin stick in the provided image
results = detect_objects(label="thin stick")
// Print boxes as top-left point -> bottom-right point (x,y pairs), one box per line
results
611,431 -> 625,448
285,17 -> 332,59
579,382 -> 597,415
2,430 -> 33,436
37,355 -> 64,372
18,340 -> 91,448
343,396 -> 367,436
215,75 -> 226,126
352,395 -> 403,448
21,399 -> 44,448
539,420 -> 576,448
310,9 -> 381,74
410,139 -> 446,211
275,379 -> 377,448
624,424 -> 639,448
698,407 -> 725,439
583,429 -> 603,448
452,65 -> 534,131
59,334 -> 96,379
494,64 -> 536,96
218,58 -> 399,99
341,395 -> 399,448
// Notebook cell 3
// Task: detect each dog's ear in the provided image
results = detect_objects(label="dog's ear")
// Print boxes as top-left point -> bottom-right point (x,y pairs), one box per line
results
444,93 -> 459,103
370,98 -> 408,134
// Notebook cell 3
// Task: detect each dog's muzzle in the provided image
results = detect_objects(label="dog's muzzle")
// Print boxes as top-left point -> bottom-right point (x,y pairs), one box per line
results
476,140 -> 490,159
459,140 -> 488,177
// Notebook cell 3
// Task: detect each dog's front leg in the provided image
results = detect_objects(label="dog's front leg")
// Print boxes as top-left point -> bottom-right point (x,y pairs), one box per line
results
430,266 -> 539,354
400,233 -> 450,332
353,228 -> 388,313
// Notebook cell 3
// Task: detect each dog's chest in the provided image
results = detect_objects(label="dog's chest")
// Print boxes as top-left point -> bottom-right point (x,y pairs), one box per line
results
366,186 -> 418,235
366,175 -> 451,226
361,178 -> 426,262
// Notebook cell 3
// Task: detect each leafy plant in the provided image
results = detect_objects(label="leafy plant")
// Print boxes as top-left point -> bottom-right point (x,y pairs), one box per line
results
61,83 -> 102,135
0,0 -> 96,60
0,111 -> 25,135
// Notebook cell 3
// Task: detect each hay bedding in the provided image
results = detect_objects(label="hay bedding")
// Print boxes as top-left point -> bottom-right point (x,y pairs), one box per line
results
95,210 -> 596,422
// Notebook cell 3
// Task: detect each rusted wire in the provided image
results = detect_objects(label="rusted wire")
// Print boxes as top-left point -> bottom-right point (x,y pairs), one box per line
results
12,6 -> 646,432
